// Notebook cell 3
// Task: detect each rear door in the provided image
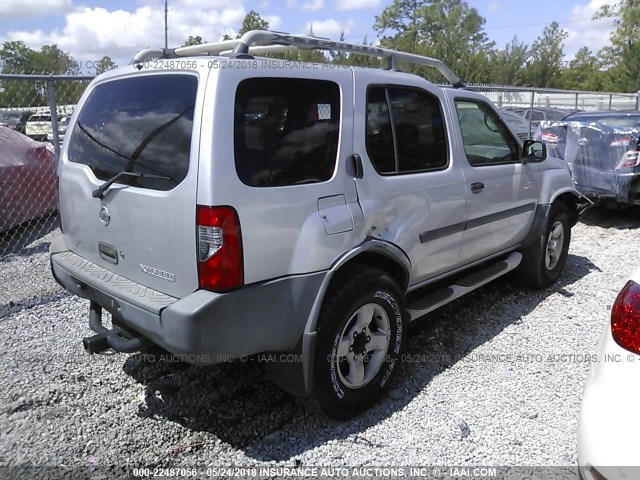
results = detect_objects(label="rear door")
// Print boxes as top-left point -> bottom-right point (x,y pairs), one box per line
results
58,71 -> 205,298
353,70 -> 467,285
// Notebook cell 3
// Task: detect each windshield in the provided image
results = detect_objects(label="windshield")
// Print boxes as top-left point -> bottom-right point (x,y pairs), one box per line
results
67,74 -> 197,191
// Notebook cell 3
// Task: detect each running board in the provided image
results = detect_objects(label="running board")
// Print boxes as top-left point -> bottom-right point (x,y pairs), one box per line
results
406,251 -> 522,321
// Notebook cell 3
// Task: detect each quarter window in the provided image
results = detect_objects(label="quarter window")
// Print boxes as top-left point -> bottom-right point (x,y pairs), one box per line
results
366,87 -> 448,174
234,78 -> 340,187
455,100 -> 520,166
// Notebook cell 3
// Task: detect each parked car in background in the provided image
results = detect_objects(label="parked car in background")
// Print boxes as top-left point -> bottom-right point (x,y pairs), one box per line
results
508,107 -> 577,127
0,110 -> 23,129
499,108 -> 531,142
47,115 -> 70,145
25,111 -> 58,141
15,110 -> 35,135
0,126 -> 58,232
538,111 -> 640,208
578,267 -> 640,480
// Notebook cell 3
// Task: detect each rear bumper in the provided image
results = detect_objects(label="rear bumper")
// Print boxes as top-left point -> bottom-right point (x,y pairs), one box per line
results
50,236 -> 325,365
577,326 -> 640,478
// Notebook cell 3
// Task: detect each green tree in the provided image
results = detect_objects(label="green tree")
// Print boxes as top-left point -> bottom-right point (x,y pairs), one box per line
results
36,44 -> 79,75
522,22 -> 568,87
0,41 -> 35,73
374,0 -> 425,54
94,56 -> 117,75
296,25 -> 329,63
560,47 -> 604,90
237,10 -> 270,38
487,36 -> 528,85
0,41 -> 80,107
330,31 -> 349,65
183,35 -> 206,46
374,0 -> 494,83
595,0 -> 640,92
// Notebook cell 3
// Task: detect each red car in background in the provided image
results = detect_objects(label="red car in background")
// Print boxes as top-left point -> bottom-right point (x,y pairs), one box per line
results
0,126 -> 58,232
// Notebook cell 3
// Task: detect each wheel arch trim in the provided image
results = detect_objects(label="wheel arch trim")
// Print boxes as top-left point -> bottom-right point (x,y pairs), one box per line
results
299,239 -> 411,393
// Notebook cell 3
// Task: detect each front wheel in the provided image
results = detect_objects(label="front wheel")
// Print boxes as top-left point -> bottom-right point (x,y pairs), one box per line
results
514,203 -> 571,289
314,266 -> 406,419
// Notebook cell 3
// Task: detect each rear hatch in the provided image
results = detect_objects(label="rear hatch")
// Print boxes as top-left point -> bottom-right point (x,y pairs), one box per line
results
26,113 -> 53,138
58,72 -> 201,298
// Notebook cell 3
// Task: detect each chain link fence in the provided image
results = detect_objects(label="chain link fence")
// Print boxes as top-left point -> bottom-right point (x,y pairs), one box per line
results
0,74 -> 93,268
467,84 -> 640,139
0,72 -> 639,266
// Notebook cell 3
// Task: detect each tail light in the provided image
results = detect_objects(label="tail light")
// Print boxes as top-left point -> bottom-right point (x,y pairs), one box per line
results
541,131 -> 559,143
611,280 -> 640,355
196,205 -> 243,292
616,150 -> 640,169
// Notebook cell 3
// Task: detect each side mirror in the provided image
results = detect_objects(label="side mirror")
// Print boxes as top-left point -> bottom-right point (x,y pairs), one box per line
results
522,140 -> 546,164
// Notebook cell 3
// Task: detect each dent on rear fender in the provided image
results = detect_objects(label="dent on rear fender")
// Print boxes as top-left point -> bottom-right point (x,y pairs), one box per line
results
288,209 -> 365,274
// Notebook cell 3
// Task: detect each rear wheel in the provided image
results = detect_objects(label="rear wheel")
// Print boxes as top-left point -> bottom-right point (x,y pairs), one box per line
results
314,265 -> 406,419
514,202 -> 571,289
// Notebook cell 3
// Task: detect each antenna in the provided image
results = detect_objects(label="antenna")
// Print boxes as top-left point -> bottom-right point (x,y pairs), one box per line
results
164,0 -> 168,49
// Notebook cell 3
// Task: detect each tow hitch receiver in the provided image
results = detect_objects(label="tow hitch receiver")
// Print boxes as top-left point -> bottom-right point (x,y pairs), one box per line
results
82,301 -> 150,354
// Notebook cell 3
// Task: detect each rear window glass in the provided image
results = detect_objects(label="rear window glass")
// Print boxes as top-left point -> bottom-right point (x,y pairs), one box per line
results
68,74 -> 197,191
234,78 -> 340,187
591,116 -> 640,129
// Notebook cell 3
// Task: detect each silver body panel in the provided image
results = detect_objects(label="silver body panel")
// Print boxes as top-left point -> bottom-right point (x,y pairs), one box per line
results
58,68 -> 208,298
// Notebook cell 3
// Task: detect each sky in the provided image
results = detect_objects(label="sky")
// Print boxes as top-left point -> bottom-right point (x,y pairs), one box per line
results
0,0 -> 618,72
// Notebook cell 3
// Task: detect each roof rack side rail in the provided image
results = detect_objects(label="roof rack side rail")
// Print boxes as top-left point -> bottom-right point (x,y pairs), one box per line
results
130,30 -> 465,87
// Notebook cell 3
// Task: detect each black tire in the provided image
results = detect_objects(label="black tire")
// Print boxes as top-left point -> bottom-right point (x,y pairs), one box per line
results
314,265 -> 407,419
514,202 -> 571,289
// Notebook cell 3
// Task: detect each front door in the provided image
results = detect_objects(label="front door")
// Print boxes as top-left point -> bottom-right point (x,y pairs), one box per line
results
452,97 -> 540,264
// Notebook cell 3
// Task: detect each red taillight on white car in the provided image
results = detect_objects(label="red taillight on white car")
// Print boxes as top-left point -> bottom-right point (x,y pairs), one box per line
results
196,205 -> 243,292
611,280 -> 640,355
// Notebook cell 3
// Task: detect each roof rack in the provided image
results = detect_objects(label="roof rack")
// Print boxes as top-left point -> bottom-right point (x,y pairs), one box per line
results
131,30 -> 465,87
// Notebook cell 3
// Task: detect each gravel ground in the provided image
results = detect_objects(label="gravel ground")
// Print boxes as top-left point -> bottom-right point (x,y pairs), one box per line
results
1,208 -> 639,474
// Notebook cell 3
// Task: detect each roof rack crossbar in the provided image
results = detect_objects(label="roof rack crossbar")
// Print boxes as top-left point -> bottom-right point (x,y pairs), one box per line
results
131,30 -> 464,87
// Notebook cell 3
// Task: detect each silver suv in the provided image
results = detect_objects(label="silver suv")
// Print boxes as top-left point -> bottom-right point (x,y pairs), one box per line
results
50,31 -> 591,419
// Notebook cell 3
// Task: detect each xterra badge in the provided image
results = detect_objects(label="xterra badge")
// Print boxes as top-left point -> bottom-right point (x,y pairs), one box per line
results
140,264 -> 176,282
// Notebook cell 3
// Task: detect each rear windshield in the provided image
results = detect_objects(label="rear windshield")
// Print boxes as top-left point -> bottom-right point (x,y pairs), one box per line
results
234,78 -> 340,187
570,115 -> 640,130
68,74 -> 197,191
30,114 -> 52,121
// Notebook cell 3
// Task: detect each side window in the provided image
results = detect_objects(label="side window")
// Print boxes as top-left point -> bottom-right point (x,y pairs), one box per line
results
366,86 -> 448,175
455,100 -> 520,166
234,78 -> 340,187
366,88 -> 395,172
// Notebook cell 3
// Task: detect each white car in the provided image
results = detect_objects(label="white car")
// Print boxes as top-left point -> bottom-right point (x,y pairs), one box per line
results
578,269 -> 640,479
25,112 -> 56,140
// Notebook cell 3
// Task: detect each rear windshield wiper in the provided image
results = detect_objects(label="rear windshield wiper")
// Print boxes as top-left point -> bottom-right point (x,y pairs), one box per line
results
92,171 -> 171,199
